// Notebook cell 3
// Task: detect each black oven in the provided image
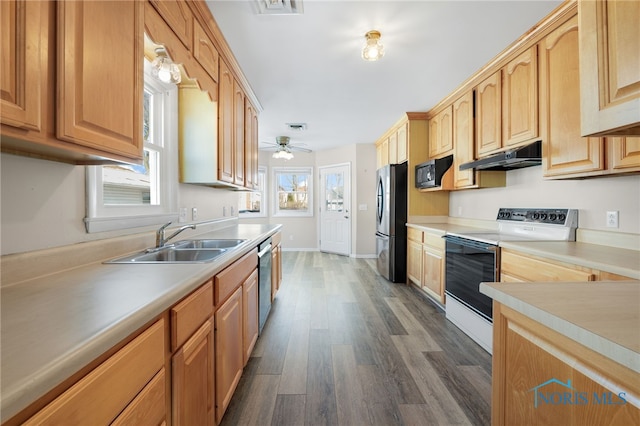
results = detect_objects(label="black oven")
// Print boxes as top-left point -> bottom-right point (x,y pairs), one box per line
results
443,235 -> 498,322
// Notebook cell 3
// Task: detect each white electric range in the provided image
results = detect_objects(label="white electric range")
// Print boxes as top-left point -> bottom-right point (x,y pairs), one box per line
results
442,208 -> 578,353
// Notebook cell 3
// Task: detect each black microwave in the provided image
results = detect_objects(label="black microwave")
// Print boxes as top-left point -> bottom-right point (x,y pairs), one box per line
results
415,155 -> 453,189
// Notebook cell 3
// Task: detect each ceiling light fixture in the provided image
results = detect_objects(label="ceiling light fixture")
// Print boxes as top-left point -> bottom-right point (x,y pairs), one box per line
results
151,47 -> 181,84
272,146 -> 294,160
362,30 -> 384,61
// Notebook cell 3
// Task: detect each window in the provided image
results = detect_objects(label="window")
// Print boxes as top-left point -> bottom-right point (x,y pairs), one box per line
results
84,60 -> 178,233
272,167 -> 313,217
238,167 -> 267,218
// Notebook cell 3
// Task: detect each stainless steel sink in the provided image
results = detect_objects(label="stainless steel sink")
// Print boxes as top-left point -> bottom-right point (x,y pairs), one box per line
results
106,247 -> 227,264
174,239 -> 247,249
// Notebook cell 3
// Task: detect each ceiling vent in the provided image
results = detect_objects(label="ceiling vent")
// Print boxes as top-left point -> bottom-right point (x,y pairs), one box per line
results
286,122 -> 307,131
256,0 -> 303,15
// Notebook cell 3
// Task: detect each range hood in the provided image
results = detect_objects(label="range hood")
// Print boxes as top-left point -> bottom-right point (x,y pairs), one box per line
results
459,140 -> 542,171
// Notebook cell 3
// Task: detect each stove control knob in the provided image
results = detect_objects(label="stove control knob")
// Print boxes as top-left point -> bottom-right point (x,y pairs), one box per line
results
549,213 -> 557,221
504,211 -> 511,218
533,212 -> 540,220
540,213 -> 548,221
558,213 -> 566,222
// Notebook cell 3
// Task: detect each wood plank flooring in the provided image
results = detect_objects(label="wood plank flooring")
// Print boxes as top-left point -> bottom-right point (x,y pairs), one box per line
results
221,251 -> 492,426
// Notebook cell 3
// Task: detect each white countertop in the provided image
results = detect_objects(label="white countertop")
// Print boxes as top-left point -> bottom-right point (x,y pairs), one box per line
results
480,281 -> 640,374
0,223 -> 281,422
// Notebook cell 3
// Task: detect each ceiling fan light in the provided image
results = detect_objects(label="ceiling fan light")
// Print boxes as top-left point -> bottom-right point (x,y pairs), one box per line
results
362,30 -> 384,61
272,149 -> 294,160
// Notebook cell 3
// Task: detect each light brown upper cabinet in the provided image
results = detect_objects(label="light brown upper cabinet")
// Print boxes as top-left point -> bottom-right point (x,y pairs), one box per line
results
475,71 -> 502,156
244,101 -> 259,190
453,91 -> 506,190
388,132 -> 398,164
1,0 -> 44,134
233,80 -> 246,186
1,0 -> 144,164
453,92 -> 475,188
476,46 -> 538,158
193,18 -> 219,83
607,137 -> 640,174
540,15 -> 605,178
148,0 -> 193,51
429,105 -> 453,158
579,0 -> 640,136
57,0 -> 144,161
218,59 -> 235,184
396,122 -> 408,163
502,46 -> 538,146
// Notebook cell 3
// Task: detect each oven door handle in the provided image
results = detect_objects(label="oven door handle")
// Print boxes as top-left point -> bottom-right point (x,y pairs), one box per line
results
443,235 -> 497,252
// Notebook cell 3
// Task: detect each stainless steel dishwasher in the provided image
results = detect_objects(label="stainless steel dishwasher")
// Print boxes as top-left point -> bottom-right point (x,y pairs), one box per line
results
257,237 -> 272,333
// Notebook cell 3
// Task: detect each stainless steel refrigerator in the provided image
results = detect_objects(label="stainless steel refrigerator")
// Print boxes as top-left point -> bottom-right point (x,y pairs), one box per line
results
375,163 -> 407,283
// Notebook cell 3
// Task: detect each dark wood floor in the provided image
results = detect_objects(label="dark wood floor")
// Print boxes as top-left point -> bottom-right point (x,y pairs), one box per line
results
221,251 -> 492,426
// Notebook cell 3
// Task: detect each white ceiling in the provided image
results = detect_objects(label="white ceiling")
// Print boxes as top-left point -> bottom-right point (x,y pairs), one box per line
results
206,0 -> 563,153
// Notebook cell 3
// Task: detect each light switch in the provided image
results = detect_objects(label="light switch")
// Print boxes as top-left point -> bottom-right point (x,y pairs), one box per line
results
359,204 -> 367,211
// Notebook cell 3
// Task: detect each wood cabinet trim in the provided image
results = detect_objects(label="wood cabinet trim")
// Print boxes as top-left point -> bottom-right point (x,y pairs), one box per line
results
215,248 -> 258,307
171,280 -> 214,351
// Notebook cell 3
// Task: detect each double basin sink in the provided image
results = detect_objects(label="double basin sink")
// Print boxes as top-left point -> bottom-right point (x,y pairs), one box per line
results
106,239 -> 247,264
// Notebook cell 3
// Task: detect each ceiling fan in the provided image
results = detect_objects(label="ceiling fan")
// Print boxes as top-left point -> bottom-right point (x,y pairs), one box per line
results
262,136 -> 311,160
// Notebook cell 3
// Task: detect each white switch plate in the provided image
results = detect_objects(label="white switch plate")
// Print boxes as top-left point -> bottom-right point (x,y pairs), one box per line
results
359,204 -> 367,211
179,208 -> 187,223
606,211 -> 619,228
192,207 -> 198,221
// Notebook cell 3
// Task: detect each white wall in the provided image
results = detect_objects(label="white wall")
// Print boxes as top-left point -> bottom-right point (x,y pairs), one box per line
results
1,153 -> 239,255
449,166 -> 640,234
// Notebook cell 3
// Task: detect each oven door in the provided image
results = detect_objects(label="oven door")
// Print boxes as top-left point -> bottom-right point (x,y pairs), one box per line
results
443,235 -> 499,322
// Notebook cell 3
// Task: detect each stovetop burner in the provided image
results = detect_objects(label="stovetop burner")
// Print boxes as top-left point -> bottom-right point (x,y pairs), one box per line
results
448,208 -> 579,244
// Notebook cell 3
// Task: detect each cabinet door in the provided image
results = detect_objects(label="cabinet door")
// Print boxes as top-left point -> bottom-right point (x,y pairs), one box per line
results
218,60 -> 234,183
381,138 -> 389,166
244,101 -> 256,189
422,247 -> 443,303
148,0 -> 192,50
453,91 -> 475,188
407,239 -> 423,286
193,18 -> 219,82
243,269 -> 259,365
388,133 -> 398,164
111,368 -> 166,426
502,46 -> 538,147
579,0 -> 640,136
476,71 -> 502,156
234,80 -> 246,186
429,106 -> 453,158
540,15 -> 605,178
173,318 -> 214,426
1,0 -> 45,132
608,137 -> 640,173
57,0 -> 143,161
396,122 -> 408,163
215,286 -> 243,424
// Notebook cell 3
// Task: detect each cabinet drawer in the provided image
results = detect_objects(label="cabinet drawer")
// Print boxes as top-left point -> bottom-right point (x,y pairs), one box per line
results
111,368 -> 166,426
271,231 -> 282,246
215,248 -> 258,306
25,319 -> 165,425
423,232 -> 444,250
501,250 -> 595,282
407,227 -> 423,243
171,280 -> 214,351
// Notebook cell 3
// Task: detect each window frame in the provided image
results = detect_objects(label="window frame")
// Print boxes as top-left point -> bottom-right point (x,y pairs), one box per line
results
272,166 -> 314,217
84,61 -> 178,233
238,166 -> 267,218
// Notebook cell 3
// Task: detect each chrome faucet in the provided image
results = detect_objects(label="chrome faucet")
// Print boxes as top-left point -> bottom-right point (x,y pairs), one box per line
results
155,221 -> 196,248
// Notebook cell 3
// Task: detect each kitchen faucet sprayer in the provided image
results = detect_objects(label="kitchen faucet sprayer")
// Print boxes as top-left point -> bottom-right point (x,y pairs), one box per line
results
155,221 -> 196,248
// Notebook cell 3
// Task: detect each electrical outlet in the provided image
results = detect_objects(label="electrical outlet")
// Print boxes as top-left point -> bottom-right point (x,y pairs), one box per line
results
179,208 -> 187,223
192,207 -> 198,221
223,206 -> 227,217
606,211 -> 619,228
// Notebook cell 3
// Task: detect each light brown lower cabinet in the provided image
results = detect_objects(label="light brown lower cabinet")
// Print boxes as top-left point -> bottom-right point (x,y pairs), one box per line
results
501,249 -> 595,282
492,303 -> 640,426
172,318 -> 215,426
23,319 -> 166,425
215,286 -> 244,424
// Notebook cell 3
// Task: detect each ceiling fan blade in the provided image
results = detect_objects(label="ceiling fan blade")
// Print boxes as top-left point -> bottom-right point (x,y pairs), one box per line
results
289,145 -> 312,153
